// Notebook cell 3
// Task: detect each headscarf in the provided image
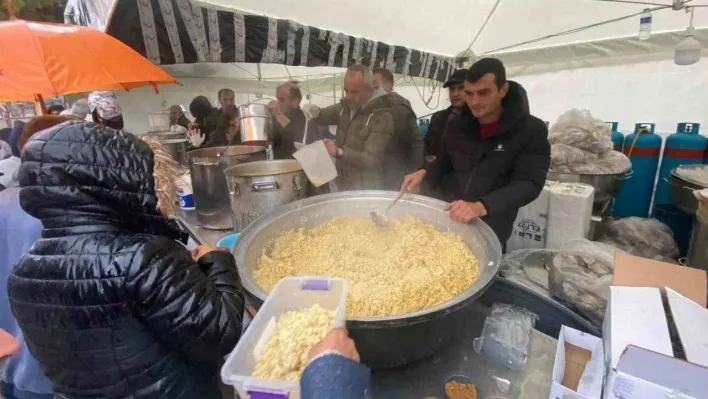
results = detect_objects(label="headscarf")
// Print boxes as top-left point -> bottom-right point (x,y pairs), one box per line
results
88,91 -> 122,120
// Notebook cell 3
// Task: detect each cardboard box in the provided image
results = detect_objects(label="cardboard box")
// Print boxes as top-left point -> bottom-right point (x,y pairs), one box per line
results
549,326 -> 604,399
602,254 -> 708,399
612,253 -> 707,306
605,345 -> 708,399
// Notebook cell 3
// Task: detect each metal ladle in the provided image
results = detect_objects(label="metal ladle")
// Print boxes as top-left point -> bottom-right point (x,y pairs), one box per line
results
371,191 -> 405,227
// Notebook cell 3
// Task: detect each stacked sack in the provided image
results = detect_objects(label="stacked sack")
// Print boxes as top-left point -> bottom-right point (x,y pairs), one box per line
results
549,109 -> 631,174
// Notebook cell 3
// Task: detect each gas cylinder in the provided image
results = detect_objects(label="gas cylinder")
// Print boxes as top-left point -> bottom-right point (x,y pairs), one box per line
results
606,121 -> 624,152
613,123 -> 663,218
418,119 -> 429,136
654,123 -> 706,207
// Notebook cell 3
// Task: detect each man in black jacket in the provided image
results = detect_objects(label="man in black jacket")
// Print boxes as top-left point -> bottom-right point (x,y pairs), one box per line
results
424,68 -> 466,162
268,81 -> 320,158
402,58 -> 550,245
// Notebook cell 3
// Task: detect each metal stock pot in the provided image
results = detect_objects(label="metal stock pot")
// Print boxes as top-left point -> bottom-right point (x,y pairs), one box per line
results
224,160 -> 307,232
232,191 -> 502,368
187,145 -> 265,230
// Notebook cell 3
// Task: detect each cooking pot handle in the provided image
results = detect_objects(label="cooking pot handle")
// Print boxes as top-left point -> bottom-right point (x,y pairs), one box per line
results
226,178 -> 239,196
664,177 -> 697,191
616,169 -> 634,180
251,181 -> 280,192
292,176 -> 303,195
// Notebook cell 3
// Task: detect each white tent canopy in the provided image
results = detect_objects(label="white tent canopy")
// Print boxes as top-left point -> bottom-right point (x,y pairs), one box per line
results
195,0 -> 708,73
66,0 -> 708,134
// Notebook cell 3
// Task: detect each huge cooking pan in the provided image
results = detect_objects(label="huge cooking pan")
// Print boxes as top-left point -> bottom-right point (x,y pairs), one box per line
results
233,191 -> 502,368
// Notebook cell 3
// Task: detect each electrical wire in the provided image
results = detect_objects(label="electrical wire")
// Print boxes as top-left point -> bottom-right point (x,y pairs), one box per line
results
463,0 -> 503,51
482,4 -> 671,54
592,0 -> 675,6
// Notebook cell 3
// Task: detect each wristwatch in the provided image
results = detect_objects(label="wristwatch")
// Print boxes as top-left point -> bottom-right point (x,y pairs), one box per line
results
336,146 -> 345,159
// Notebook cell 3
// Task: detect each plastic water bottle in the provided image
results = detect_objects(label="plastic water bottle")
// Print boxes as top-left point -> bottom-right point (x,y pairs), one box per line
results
639,9 -> 652,41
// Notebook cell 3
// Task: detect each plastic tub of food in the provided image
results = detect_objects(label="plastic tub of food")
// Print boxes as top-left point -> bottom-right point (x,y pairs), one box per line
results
220,276 -> 347,399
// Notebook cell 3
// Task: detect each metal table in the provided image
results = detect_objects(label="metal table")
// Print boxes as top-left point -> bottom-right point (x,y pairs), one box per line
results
176,209 -> 556,398
177,208 -> 233,247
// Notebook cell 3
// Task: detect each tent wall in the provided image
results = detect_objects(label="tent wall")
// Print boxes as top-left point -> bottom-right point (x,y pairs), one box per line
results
515,58 -> 706,135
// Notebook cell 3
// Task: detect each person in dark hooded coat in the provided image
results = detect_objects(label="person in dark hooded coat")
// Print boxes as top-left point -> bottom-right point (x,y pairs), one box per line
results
8,121 -> 245,399
402,58 -> 550,245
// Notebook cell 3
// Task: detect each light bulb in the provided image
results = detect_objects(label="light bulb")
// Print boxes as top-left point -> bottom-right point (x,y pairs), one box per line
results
674,27 -> 702,66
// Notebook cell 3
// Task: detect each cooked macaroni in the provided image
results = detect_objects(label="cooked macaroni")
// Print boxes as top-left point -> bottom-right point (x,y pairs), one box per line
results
254,216 -> 480,318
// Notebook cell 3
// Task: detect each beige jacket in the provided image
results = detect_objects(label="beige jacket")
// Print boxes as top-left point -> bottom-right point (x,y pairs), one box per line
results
315,88 -> 394,191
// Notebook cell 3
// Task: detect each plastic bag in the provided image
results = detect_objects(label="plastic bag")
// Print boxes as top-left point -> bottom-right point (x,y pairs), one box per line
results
500,249 -> 552,296
548,239 -> 619,326
549,109 -> 613,154
473,304 -> 538,371
552,150 -> 631,175
551,144 -> 599,168
596,217 -> 679,262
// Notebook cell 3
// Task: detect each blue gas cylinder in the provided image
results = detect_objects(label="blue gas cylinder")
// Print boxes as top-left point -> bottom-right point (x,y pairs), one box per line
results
418,119 -> 430,136
613,123 -> 663,218
606,121 -> 624,152
654,123 -> 706,207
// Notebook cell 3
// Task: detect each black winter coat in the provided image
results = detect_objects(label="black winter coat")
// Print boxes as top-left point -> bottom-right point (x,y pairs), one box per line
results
426,81 -> 550,244
9,122 -> 245,399
424,106 -> 454,157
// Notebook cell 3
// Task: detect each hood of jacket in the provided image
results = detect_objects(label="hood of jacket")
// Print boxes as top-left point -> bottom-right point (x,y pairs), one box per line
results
18,121 -> 186,241
460,80 -> 530,138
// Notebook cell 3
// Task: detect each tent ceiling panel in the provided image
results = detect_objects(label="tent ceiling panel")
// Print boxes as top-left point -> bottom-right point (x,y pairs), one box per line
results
195,0 -> 708,55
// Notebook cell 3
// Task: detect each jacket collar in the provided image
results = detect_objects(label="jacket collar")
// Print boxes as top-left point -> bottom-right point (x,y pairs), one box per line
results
460,80 -> 530,139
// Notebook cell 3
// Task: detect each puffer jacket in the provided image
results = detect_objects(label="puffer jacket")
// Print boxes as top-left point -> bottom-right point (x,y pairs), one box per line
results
426,81 -> 550,244
383,92 -> 424,190
8,121 -> 245,399
314,88 -> 394,191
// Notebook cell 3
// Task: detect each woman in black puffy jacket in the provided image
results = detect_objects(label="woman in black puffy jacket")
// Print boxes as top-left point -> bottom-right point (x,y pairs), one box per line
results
8,121 -> 245,399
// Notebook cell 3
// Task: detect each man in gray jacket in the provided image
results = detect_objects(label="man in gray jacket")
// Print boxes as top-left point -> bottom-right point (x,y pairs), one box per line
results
303,65 -> 394,191
373,68 -> 425,190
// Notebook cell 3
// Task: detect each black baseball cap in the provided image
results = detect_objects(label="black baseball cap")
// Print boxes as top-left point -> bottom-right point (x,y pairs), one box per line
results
443,69 -> 467,88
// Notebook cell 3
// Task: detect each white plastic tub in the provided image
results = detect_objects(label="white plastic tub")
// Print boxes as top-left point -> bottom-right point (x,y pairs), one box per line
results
220,276 -> 348,399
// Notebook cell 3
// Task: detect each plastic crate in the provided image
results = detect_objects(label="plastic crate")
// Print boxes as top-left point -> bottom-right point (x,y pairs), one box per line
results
220,276 -> 348,399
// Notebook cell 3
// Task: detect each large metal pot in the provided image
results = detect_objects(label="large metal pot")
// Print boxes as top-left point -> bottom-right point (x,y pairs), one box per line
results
687,218 -> 708,271
224,160 -> 307,232
237,103 -> 272,144
546,170 -> 631,203
233,191 -> 502,368
187,145 -> 266,230
670,165 -> 708,215
145,131 -> 189,166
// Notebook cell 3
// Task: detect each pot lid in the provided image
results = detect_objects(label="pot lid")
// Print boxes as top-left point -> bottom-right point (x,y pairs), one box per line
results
225,159 -> 303,177
672,164 -> 708,187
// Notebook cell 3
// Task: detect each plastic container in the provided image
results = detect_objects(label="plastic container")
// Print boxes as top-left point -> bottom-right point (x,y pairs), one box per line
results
221,276 -> 348,399
655,122 -> 706,206
176,173 -> 194,209
292,140 -> 338,187
613,123 -> 663,218
472,303 -> 538,371
639,9 -> 652,40
216,233 -> 240,251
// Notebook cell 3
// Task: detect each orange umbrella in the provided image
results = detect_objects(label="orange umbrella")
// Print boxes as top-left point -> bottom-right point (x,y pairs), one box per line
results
0,19 -> 178,105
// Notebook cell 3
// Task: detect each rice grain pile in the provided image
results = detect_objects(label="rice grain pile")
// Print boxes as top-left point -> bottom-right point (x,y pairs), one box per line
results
254,216 -> 480,318
252,305 -> 334,381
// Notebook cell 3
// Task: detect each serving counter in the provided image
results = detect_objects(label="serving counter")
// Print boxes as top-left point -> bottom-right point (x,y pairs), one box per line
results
176,208 -> 556,398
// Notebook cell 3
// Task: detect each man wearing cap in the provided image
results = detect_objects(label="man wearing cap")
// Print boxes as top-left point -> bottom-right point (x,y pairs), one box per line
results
424,69 -> 467,162
401,58 -> 550,246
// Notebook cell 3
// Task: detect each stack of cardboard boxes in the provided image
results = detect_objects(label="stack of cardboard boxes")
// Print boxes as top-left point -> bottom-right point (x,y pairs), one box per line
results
549,253 -> 708,399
